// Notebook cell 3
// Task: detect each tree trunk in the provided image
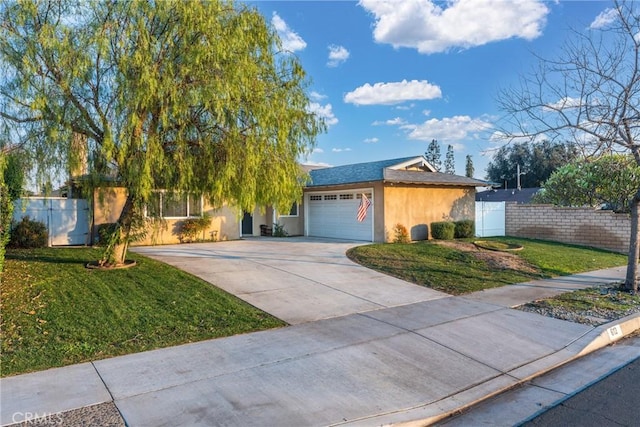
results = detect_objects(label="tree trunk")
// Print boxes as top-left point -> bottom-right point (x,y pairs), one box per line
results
100,194 -> 135,266
624,192 -> 640,293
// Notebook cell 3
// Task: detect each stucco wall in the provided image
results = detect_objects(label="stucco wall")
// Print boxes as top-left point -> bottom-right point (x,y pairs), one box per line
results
92,188 -> 242,245
275,206 -> 304,236
506,204 -> 631,254
382,185 -> 475,241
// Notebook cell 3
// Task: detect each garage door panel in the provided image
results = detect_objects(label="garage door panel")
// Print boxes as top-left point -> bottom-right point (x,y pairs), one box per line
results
307,191 -> 372,241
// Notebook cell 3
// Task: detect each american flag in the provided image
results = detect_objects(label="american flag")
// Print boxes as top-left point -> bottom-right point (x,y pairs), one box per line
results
357,193 -> 371,222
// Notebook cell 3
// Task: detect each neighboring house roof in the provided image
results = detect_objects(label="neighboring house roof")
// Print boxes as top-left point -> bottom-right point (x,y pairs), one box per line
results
475,187 -> 541,203
383,169 -> 485,187
307,155 -> 485,188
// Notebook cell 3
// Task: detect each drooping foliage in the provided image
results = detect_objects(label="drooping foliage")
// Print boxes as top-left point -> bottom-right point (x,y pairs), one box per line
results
1,0 -> 324,265
0,148 -> 26,274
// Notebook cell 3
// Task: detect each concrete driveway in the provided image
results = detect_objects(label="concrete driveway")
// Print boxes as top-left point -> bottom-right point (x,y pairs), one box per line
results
132,236 -> 446,324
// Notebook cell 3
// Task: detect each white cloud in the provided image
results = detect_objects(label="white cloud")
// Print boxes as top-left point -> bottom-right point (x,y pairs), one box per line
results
590,8 -> 618,29
542,97 -> 582,112
327,45 -> 350,67
303,160 -> 332,167
373,117 -> 408,126
364,137 -> 379,143
332,148 -> 352,152
395,104 -> 415,110
272,12 -> 307,52
313,148 -> 324,154
309,91 -> 327,102
401,115 -> 493,141
308,102 -> 338,126
344,80 -> 442,105
359,0 -> 548,54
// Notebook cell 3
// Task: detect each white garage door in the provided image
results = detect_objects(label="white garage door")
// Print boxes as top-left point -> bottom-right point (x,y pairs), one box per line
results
306,190 -> 373,241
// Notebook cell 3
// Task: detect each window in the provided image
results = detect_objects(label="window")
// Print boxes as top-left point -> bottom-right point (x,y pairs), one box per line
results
188,194 -> 202,216
324,194 -> 337,200
146,192 -> 203,218
163,193 -> 188,217
339,194 -> 353,200
282,202 -> 298,217
309,195 -> 322,201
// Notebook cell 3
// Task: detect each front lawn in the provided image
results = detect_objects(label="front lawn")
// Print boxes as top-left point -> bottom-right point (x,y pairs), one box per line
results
347,237 -> 627,295
1,248 -> 285,377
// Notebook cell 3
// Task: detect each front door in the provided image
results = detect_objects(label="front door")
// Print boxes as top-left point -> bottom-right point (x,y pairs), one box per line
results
241,212 -> 253,235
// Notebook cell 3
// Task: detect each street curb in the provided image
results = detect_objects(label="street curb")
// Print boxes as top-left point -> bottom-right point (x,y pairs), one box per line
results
341,313 -> 640,427
575,313 -> 640,356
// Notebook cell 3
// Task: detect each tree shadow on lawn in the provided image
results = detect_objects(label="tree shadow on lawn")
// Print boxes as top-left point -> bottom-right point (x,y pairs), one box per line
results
5,248 -> 105,266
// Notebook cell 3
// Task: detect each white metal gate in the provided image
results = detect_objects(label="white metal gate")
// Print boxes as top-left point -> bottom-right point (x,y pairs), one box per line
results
475,201 -> 505,237
13,198 -> 90,246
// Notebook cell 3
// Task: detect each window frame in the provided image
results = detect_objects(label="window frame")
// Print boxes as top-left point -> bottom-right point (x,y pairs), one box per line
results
279,201 -> 299,218
145,191 -> 203,219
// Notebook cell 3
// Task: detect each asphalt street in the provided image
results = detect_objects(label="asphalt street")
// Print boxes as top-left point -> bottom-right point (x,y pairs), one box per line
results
438,334 -> 640,427
523,341 -> 640,427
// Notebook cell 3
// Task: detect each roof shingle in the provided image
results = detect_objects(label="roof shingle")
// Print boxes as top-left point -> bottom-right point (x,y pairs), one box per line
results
307,156 -> 486,188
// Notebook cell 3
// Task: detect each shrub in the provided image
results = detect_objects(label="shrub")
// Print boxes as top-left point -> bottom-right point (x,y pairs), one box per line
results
179,213 -> 212,242
9,216 -> 48,248
454,220 -> 475,238
392,223 -> 410,243
272,223 -> 288,237
179,219 -> 200,242
431,221 -> 455,240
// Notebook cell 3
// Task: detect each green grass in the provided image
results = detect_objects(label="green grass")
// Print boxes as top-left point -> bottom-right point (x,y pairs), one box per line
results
502,237 -> 627,276
1,248 -> 285,377
347,237 -> 627,295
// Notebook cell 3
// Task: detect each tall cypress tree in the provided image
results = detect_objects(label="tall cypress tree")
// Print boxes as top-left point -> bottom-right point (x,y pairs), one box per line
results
465,155 -> 474,178
425,139 -> 441,171
444,145 -> 455,174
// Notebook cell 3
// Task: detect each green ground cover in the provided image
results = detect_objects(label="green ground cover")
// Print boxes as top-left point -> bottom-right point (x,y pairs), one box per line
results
347,237 -> 627,295
1,248 -> 285,377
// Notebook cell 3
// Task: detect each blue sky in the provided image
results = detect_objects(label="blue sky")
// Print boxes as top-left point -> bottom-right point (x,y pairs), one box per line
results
251,0 -> 619,178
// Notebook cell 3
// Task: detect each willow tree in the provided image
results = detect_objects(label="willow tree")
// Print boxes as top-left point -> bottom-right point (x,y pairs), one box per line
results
497,0 -> 640,292
1,0 -> 323,265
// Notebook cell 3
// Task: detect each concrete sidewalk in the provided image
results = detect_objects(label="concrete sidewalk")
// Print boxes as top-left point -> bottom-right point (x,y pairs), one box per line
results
1,240 -> 638,426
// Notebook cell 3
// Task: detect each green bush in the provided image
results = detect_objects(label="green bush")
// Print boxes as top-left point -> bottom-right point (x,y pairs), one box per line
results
179,219 -> 200,242
179,213 -> 212,242
9,216 -> 48,248
431,221 -> 455,240
272,223 -> 288,237
454,220 -> 475,238
392,223 -> 410,243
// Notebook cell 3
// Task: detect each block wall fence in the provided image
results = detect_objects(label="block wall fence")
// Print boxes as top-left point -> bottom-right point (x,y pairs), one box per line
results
505,204 -> 633,254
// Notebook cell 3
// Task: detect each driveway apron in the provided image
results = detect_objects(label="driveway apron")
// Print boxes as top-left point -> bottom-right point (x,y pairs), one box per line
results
132,237 -> 447,324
